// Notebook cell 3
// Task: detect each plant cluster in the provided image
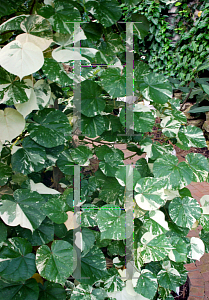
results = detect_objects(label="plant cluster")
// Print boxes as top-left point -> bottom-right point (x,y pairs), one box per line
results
122,0 -> 209,83
0,0 -> 209,300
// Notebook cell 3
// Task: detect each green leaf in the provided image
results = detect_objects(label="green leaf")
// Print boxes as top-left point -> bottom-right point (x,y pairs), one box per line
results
153,155 -> 193,189
100,68 -> 126,98
0,221 -> 7,243
139,73 -> 172,104
28,108 -> 71,148
99,151 -> 124,177
115,165 -> 141,188
120,106 -> 155,133
0,162 -> 12,186
86,0 -> 122,27
70,146 -> 93,165
107,240 -> 125,256
81,115 -> 107,138
135,157 -> 153,177
134,269 -> 158,299
0,278 -> 39,300
0,189 -> 46,232
16,218 -> 54,247
157,268 -> 181,291
95,145 -> 113,160
189,106 -> 209,113
70,284 -> 95,300
42,195 -> 68,224
36,240 -> 75,285
177,125 -> 207,149
140,233 -> 173,262
185,153 -> 209,182
57,149 -> 75,175
200,231 -> 209,252
81,228 -> 95,256
196,60 -> 209,72
11,137 -> 46,175
135,177 -> 166,210
104,268 -> 125,292
0,15 -> 28,33
81,245 -> 107,285
57,146 -> 92,175
143,210 -> 169,236
97,204 -> 125,240
39,281 -> 66,300
33,79 -> 51,109
42,0 -> 81,33
20,14 -> 52,39
161,117 -> 181,138
132,14 -> 150,39
134,60 -> 150,90
169,197 -> 202,229
140,141 -> 173,160
99,177 -> 125,206
81,204 -> 97,227
42,58 -> 73,86
0,82 -> 29,105
0,237 -> 36,281
168,235 -> 188,262
79,80 -> 105,117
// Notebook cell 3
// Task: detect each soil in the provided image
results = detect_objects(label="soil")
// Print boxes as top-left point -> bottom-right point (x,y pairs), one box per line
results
175,146 -> 209,159
171,276 -> 190,300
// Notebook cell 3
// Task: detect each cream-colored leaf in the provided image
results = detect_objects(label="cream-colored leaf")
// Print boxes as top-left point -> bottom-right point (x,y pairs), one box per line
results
30,180 -> 60,195
64,211 -> 79,230
0,202 -> 33,231
0,40 -> 44,80
200,195 -> 209,214
149,210 -> 169,230
190,237 -> 205,261
0,108 -> 25,142
0,141 -> 2,153
16,33 -> 53,51
15,88 -> 38,117
52,47 -> 90,63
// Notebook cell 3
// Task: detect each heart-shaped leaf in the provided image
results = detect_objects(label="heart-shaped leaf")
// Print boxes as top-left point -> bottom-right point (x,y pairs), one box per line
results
0,237 -> 36,281
11,137 -> 46,175
36,240 -> 76,285
0,108 -> 25,142
0,40 -> 44,80
185,153 -> 209,182
85,0 -> 122,27
97,204 -> 125,240
0,189 -> 46,232
27,108 -> 72,148
153,154 -> 193,189
135,177 -> 166,211
169,197 -> 202,229
0,278 -> 39,300
134,269 -> 157,299
139,73 -> 172,104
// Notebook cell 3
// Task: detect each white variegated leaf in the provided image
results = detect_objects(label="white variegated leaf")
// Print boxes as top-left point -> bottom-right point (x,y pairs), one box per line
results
189,237 -> 205,260
0,40 -> 44,80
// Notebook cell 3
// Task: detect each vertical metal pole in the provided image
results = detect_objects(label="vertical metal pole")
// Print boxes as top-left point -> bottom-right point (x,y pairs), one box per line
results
125,165 -> 134,279
73,165 -> 81,279
73,22 -> 81,134
126,22 -> 134,136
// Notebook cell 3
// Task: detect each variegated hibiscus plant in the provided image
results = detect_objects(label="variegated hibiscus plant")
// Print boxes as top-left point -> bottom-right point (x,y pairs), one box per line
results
0,0 -> 209,299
